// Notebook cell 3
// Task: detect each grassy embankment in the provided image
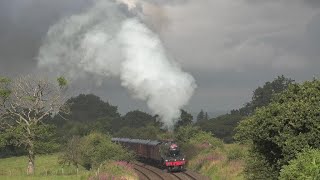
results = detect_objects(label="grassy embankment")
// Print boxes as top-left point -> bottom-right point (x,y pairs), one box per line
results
0,154 -> 137,180
186,143 -> 247,180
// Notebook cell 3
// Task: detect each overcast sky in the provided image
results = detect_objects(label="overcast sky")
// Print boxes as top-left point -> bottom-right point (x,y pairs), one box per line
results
0,0 -> 320,115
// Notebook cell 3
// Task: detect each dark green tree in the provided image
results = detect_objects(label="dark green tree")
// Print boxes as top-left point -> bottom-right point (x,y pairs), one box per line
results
75,132 -> 134,170
122,110 -> 155,129
52,94 -> 120,138
197,75 -> 294,143
239,75 -> 294,116
235,79 -> 320,179
63,94 -> 120,123
196,109 -> 205,122
204,112 -> 209,121
175,109 -> 193,129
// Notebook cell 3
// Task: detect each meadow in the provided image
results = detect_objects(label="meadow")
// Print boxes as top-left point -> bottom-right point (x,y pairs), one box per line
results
0,154 -> 90,180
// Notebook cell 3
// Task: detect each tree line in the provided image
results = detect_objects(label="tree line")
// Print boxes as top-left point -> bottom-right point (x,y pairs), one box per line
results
1,74 -> 319,179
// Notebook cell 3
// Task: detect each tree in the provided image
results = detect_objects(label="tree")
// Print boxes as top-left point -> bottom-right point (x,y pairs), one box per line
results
239,75 -> 294,116
52,94 -> 120,139
235,79 -> 320,179
0,75 -> 67,174
204,112 -> 209,121
196,109 -> 204,122
175,109 -> 193,129
63,94 -> 120,123
75,132 -> 134,170
197,75 -> 294,143
59,136 -> 82,168
197,113 -> 244,143
121,110 -> 155,129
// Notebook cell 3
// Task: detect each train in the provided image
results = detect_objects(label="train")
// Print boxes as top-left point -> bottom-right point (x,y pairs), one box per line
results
111,138 -> 186,172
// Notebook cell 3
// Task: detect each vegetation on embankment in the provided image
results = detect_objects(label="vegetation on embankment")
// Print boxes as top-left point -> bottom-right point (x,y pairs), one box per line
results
187,144 -> 246,180
175,125 -> 246,180
0,154 -> 89,179
0,154 -> 138,180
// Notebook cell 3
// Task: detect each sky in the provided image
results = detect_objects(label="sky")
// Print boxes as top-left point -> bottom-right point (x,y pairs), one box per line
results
0,0 -> 320,116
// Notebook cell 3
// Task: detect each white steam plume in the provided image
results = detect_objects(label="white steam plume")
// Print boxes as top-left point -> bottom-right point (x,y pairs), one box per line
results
37,0 -> 196,130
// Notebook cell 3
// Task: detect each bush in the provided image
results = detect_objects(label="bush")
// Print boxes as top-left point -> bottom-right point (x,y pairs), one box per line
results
175,125 -> 201,144
188,131 -> 224,153
279,149 -> 320,180
60,132 -> 135,170
226,144 -> 246,161
176,125 -> 224,161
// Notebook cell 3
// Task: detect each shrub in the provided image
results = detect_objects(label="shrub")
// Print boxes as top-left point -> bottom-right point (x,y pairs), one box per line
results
175,125 -> 201,144
89,161 -> 137,180
279,149 -> 320,180
60,132 -> 135,170
226,144 -> 246,161
188,131 -> 224,150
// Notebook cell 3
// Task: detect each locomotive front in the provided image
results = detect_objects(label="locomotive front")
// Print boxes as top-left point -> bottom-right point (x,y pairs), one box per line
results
161,142 -> 186,171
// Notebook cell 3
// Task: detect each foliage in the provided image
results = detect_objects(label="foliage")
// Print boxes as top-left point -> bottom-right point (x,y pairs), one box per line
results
56,76 -> 68,88
62,94 -> 120,123
238,75 -> 294,116
175,109 -> 193,129
174,125 -> 201,144
60,132 -> 135,170
59,136 -> 82,167
235,79 -> 320,179
0,75 -> 66,174
52,94 -> 121,139
197,109 -> 205,122
121,110 -> 156,129
1,121 -> 60,157
175,125 -> 224,161
226,144 -> 247,161
279,149 -> 320,180
242,149 -> 278,180
187,144 -> 245,180
0,77 -> 11,104
197,75 -> 293,143
196,109 -> 209,122
188,131 -> 224,150
197,113 -> 244,143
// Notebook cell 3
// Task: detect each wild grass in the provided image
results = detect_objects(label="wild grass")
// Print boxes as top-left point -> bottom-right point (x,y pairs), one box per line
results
187,143 -> 247,180
0,154 -> 137,180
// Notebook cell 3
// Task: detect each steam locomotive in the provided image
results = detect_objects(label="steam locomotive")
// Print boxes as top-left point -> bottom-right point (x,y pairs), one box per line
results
112,138 -> 186,172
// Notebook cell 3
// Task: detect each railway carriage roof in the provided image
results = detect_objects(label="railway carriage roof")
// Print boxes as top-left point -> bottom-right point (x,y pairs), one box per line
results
112,138 -> 161,146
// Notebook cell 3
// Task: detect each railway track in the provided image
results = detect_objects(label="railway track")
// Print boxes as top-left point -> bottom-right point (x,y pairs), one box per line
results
133,162 -> 166,180
170,171 -> 197,180
132,162 -> 209,180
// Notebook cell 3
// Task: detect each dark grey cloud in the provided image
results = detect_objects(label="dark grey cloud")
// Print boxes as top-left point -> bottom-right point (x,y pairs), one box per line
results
0,0 -> 91,75
304,0 -> 320,7
143,0 -> 188,5
1,0 -> 320,115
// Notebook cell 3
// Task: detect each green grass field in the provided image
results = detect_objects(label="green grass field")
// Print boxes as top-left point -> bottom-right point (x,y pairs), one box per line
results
0,154 -> 90,180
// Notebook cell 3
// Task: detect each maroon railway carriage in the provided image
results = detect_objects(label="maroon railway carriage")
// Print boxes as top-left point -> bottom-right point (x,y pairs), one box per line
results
112,138 -> 186,172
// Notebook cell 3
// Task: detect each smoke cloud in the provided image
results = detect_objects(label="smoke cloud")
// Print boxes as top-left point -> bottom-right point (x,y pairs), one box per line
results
37,0 -> 196,130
